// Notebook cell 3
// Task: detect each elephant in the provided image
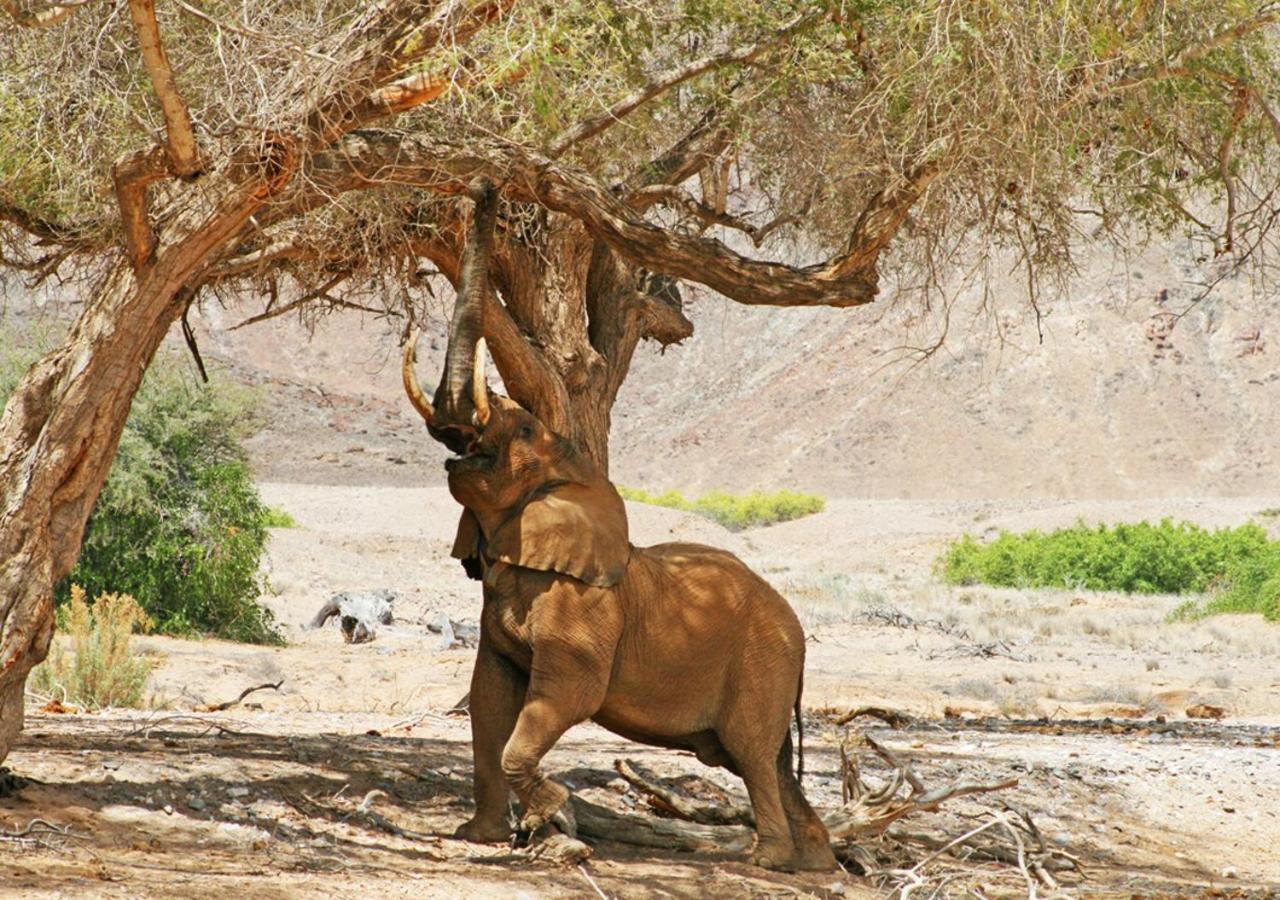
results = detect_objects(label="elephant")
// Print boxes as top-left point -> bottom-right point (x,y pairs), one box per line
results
400,179 -> 835,872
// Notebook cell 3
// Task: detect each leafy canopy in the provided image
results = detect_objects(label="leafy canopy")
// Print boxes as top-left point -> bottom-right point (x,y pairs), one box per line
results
4,1 -> 1280,303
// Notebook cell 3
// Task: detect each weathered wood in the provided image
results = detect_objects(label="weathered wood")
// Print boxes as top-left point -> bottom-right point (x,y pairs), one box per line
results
309,590 -> 395,644
569,795 -> 756,854
613,759 -> 754,827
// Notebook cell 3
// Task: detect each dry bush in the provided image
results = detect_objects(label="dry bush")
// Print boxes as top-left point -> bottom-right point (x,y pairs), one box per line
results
31,585 -> 154,710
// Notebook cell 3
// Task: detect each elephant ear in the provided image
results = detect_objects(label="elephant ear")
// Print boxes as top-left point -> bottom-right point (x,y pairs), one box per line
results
487,481 -> 630,587
451,509 -> 484,581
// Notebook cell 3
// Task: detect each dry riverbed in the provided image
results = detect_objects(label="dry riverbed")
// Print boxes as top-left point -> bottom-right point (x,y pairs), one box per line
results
7,488 -> 1279,896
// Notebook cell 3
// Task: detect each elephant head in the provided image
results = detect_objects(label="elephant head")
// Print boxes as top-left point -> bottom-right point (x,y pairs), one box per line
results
402,179 -> 629,588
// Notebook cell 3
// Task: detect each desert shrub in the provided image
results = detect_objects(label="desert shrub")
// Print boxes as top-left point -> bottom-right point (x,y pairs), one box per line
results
31,585 -> 153,709
939,519 -> 1279,621
618,486 -> 824,530
2,333 -> 281,644
60,357 -> 282,644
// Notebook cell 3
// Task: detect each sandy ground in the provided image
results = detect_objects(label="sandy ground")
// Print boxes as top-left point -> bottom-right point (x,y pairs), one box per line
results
8,487 -> 1280,897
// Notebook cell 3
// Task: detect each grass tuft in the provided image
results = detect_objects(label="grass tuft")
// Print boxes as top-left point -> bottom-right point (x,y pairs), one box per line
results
261,507 -> 298,529
618,486 -> 824,531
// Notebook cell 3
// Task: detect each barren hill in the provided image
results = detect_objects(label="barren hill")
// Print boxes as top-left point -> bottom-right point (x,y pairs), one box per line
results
167,235 -> 1279,500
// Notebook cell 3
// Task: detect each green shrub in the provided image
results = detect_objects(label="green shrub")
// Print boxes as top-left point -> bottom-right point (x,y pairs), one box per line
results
938,519 -> 1279,621
618,486 -> 825,530
1,333 -> 281,645
31,585 -> 153,710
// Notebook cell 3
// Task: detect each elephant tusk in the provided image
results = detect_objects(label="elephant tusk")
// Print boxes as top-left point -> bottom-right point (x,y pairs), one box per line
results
472,337 -> 491,428
402,327 -> 436,424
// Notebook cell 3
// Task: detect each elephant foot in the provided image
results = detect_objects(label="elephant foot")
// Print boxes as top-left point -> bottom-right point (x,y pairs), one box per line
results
792,842 -> 838,872
517,779 -> 570,834
752,841 -> 837,872
750,840 -> 797,872
454,815 -> 513,843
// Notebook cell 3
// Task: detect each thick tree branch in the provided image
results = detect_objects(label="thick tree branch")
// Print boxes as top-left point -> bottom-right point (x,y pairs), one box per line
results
622,104 -> 734,205
549,11 -> 816,156
304,0 -> 519,147
111,146 -> 172,272
821,159 -> 941,280
305,131 -> 922,307
126,0 -> 204,178
628,184 -> 812,246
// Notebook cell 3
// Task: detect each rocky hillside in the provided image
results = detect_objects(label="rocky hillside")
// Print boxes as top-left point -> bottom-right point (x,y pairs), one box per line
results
6,234 -> 1276,500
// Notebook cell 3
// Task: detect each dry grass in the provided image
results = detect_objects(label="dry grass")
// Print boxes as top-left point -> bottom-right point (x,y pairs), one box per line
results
30,586 -> 154,710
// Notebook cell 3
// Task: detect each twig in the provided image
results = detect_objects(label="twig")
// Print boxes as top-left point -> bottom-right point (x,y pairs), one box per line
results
994,812 -> 1037,899
123,715 -> 245,737
834,706 -> 913,728
198,679 -> 283,712
909,816 -> 1006,875
578,864 -> 608,899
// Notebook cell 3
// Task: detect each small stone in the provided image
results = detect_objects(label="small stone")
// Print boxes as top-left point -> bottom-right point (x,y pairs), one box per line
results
163,804 -> 174,815
228,787 -> 250,798
1222,866 -> 1238,879
187,797 -> 207,811
828,883 -> 846,896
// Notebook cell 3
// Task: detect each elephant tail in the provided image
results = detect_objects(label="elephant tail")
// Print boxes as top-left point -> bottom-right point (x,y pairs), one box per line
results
794,674 -> 805,782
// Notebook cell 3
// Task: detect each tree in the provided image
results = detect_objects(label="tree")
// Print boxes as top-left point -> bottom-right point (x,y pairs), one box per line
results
2,0 -> 1279,762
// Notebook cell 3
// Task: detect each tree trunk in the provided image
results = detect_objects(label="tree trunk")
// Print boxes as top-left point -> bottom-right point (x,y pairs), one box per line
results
484,212 -> 690,475
0,259 -> 180,757
0,179 -> 268,764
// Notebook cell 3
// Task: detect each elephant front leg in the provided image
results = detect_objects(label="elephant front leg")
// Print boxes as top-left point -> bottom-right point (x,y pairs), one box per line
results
501,661 -> 609,834
455,641 -> 526,843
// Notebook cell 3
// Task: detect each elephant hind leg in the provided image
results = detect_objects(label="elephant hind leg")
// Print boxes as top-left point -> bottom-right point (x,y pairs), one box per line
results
776,735 -> 836,871
717,718 -> 796,870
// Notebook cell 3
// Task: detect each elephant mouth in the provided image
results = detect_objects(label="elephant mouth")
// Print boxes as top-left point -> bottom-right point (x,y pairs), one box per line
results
445,447 -> 493,473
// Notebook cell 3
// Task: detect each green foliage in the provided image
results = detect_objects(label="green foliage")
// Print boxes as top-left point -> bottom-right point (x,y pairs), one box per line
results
938,519 -> 1280,621
6,1 -> 1280,298
31,585 -> 153,710
57,356 -> 282,644
618,486 -> 824,531
1,332 -> 281,645
261,507 -> 298,529
1171,542 -> 1280,622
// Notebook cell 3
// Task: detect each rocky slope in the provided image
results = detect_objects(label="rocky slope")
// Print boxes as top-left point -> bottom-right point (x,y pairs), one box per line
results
6,234 -> 1277,499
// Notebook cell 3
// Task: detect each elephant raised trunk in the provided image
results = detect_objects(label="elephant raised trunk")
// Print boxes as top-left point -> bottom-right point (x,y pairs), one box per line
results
402,176 -> 499,451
